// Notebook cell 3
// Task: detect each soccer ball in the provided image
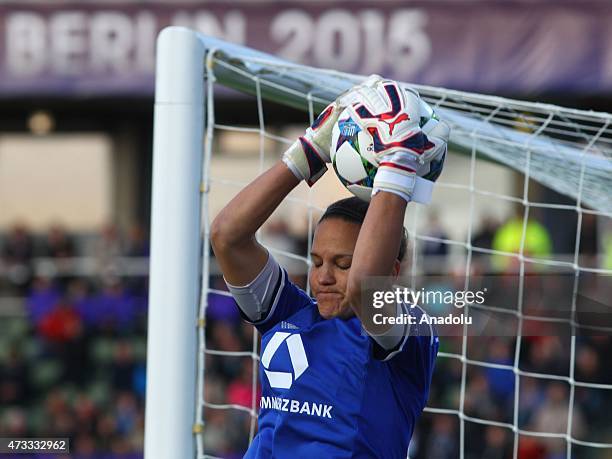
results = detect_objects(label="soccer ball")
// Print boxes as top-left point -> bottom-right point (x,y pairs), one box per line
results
330,84 -> 443,202
330,115 -> 379,201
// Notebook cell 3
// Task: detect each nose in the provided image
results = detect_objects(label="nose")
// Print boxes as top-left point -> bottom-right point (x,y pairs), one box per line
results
316,263 -> 335,286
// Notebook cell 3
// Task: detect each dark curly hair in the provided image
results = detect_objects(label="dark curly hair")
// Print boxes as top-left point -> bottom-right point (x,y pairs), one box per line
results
318,197 -> 408,262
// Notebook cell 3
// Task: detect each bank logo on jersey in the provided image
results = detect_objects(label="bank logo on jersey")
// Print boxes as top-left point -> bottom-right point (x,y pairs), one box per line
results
261,332 -> 308,389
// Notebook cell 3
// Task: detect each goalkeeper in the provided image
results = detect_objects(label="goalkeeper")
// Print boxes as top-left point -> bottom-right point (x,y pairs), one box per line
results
211,77 -> 449,458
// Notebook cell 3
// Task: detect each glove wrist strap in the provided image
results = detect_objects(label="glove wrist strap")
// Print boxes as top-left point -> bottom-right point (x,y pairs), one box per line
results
282,137 -> 328,186
373,167 -> 434,204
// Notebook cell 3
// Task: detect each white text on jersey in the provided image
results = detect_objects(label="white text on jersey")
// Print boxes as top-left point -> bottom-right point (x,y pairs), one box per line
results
260,396 -> 333,419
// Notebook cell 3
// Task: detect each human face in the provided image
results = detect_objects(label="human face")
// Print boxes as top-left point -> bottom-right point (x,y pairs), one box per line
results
309,217 -> 360,319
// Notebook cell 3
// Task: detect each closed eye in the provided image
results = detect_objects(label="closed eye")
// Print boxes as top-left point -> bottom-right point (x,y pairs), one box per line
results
336,258 -> 352,270
310,255 -> 322,268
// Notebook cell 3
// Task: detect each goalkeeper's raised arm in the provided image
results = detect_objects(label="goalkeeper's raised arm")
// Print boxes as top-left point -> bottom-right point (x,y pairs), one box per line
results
210,76 -> 445,459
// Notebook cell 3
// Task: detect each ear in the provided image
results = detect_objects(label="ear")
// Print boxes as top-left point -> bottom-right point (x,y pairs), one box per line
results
391,259 -> 401,278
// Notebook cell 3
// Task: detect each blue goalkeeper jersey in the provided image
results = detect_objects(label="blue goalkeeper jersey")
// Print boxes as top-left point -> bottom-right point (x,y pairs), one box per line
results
243,269 -> 438,459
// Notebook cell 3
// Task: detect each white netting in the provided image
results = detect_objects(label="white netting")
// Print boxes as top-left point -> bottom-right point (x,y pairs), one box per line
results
193,47 -> 612,459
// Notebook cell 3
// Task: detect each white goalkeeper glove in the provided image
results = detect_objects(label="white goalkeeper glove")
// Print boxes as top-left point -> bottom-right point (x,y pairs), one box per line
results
416,98 -> 451,184
282,102 -> 338,186
282,76 -> 382,186
344,78 -> 450,202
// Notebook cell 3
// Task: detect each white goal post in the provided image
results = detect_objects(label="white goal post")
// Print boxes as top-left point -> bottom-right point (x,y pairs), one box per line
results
145,28 -> 204,459
146,26 -> 612,459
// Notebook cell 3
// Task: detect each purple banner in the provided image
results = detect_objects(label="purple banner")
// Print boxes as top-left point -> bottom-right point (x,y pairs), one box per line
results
0,1 -> 611,97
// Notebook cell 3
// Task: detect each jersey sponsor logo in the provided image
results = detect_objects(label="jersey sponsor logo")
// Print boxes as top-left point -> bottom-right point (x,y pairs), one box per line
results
260,396 -> 333,419
261,332 -> 309,389
280,321 -> 299,330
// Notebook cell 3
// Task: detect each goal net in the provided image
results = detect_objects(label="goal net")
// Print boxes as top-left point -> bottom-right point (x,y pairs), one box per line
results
145,27 -> 612,459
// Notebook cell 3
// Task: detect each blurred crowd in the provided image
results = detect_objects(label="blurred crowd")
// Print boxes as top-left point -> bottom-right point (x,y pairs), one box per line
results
0,223 -> 148,459
415,333 -> 612,459
0,211 -> 611,459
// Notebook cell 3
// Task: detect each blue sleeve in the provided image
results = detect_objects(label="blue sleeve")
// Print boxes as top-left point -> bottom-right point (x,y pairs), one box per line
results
373,304 -> 439,410
241,268 -> 313,335
388,333 -> 439,410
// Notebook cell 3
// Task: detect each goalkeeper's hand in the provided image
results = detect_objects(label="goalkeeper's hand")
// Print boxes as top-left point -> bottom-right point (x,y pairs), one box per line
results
282,76 -> 383,186
344,78 -> 450,203
416,99 -> 451,184
281,101 -> 340,186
